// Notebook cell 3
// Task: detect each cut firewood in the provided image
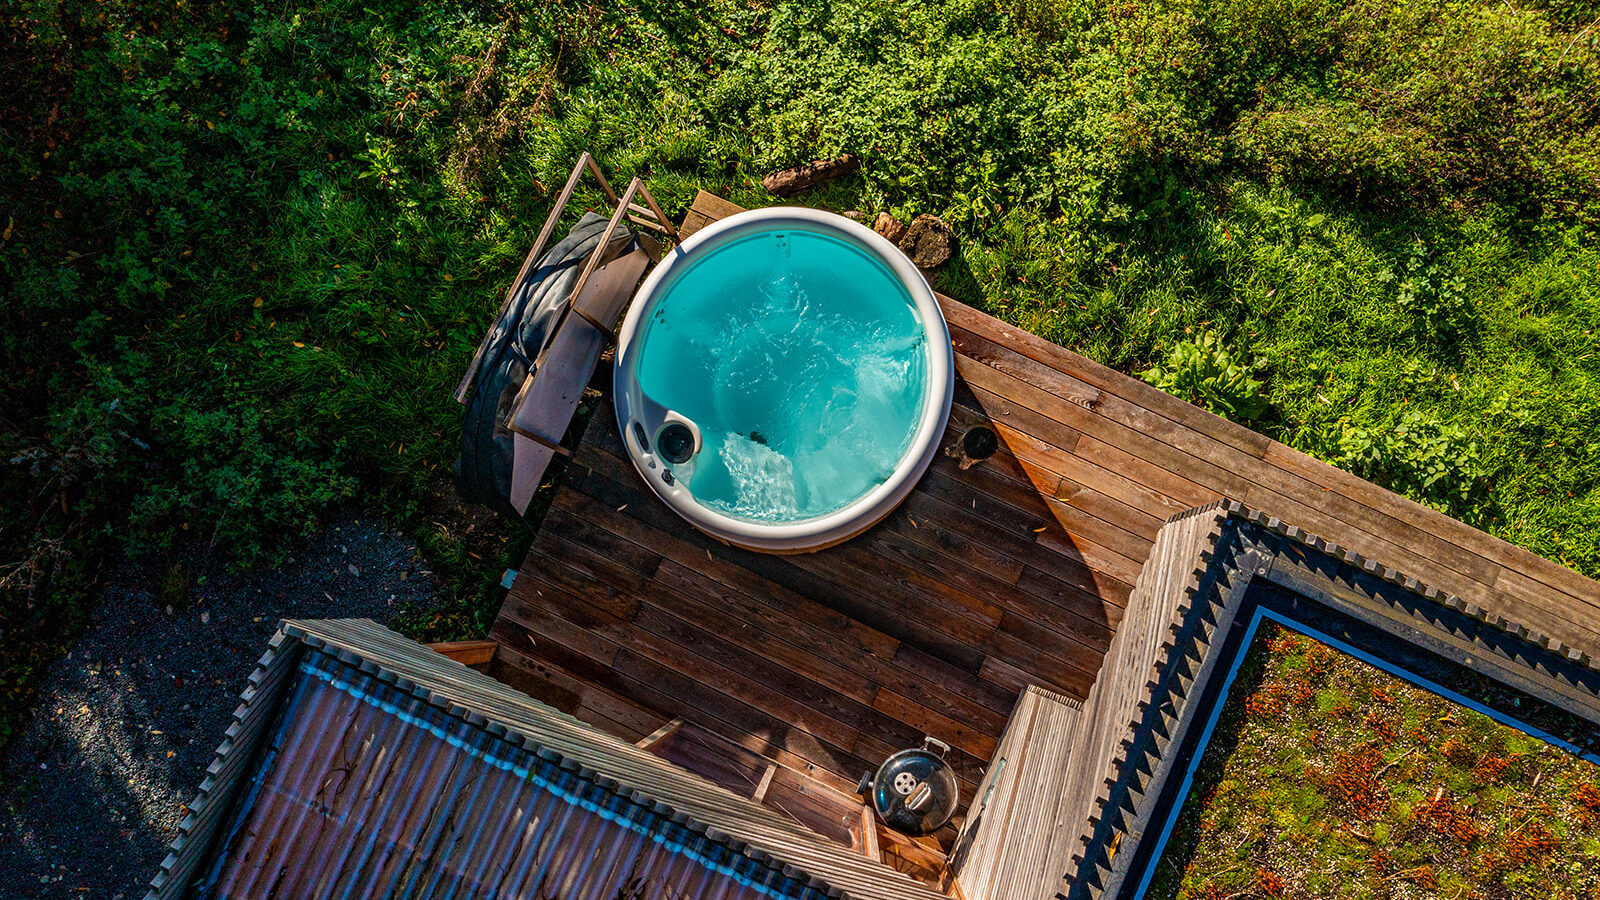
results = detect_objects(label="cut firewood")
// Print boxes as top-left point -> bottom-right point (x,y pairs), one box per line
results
873,212 -> 908,244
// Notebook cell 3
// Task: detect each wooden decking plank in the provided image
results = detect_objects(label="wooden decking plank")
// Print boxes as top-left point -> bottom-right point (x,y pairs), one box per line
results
925,449 -> 1152,573
940,299 -> 1273,459
882,511 -> 1026,587
625,601 -> 939,758
916,461 -> 1143,600
512,566 -> 875,776
889,643 -> 1018,716
992,421 -> 1192,524
950,402 -> 1187,546
951,305 -> 1561,624
831,529 -> 1008,628
608,647 -> 877,790
488,639 -> 667,739
650,558 -> 1012,734
579,407 -> 1026,646
502,581 -> 628,660
575,449 -> 995,672
522,536 -> 642,620
1264,441 -> 1600,610
955,351 -> 1255,499
899,473 -> 1131,609
871,689 -> 999,760
1011,454 -> 1164,542
861,499 -> 1114,663
977,652 -> 1086,701
953,341 -> 1533,621
987,621 -> 1096,698
537,507 -> 884,705
1013,565 -> 1125,633
533,549 -> 877,753
554,486 -> 903,663
963,279 -> 1598,611
679,190 -> 744,240
956,383 -> 1223,513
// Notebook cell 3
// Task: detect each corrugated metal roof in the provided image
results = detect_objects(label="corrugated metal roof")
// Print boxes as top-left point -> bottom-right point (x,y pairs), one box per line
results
200,649 -> 832,900
148,619 -> 948,900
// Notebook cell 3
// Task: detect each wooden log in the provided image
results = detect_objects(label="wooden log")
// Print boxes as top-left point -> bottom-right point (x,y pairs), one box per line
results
874,212 -> 908,244
763,154 -> 861,196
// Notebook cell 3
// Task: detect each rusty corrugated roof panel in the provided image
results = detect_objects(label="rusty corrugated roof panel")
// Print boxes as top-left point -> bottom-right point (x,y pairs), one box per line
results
203,648 -> 830,899
148,619 -> 948,900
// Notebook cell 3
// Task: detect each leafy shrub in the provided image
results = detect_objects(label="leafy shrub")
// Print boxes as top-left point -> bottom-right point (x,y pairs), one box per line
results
1140,332 -> 1269,422
1379,238 -> 1475,345
1329,410 -> 1494,519
125,403 -> 356,565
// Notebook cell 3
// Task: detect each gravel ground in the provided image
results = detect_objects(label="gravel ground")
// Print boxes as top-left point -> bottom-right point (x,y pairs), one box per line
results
0,514 -> 443,899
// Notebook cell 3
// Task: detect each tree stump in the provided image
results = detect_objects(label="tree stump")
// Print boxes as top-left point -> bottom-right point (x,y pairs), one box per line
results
898,214 -> 953,269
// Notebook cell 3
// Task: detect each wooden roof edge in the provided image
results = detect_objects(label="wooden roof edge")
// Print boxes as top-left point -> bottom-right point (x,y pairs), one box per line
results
1063,503 -> 1600,900
142,624 -> 307,900
1213,501 -> 1597,671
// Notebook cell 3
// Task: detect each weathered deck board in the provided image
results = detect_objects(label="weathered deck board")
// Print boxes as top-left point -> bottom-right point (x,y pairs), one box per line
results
492,190 -> 1600,835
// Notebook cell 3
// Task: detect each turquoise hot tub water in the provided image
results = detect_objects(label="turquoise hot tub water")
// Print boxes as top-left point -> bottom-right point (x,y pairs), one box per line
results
634,228 -> 930,524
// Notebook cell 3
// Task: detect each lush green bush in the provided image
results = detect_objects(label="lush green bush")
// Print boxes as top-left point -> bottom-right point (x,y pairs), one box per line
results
1140,331 -> 1269,423
1328,410 -> 1495,522
3,0 -> 1599,748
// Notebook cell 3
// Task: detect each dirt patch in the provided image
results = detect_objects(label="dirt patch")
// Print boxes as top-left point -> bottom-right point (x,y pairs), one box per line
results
0,513 -> 443,899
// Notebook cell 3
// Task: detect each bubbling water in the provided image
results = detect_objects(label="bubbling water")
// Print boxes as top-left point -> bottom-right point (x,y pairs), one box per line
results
634,227 -> 929,523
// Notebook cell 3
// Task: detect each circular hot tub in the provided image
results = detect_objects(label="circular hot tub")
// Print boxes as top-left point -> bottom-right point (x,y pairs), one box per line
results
613,207 -> 954,553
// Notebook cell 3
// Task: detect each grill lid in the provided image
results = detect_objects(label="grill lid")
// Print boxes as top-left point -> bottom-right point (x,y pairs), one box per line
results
857,737 -> 959,836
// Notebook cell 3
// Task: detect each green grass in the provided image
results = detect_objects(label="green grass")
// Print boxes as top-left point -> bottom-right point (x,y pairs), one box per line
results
2,0 -> 1598,751
1150,623 -> 1600,899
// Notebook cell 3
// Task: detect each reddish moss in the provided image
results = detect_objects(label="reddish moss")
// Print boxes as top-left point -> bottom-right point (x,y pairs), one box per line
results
1505,822 -> 1560,866
1246,683 -> 1287,720
1315,745 -> 1390,820
1255,869 -> 1286,897
1363,710 -> 1400,743
1403,866 -> 1439,890
1573,783 -> 1600,827
1439,738 -> 1477,767
1471,753 -> 1513,784
1412,793 -> 1481,844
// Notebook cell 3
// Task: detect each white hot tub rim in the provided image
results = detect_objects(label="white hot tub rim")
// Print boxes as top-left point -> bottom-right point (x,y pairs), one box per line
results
612,206 -> 955,553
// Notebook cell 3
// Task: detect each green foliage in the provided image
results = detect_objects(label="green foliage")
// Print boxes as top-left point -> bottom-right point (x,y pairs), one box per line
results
2,0 -> 1599,752
1329,410 -> 1493,520
1140,331 -> 1269,422
1380,237 -> 1475,345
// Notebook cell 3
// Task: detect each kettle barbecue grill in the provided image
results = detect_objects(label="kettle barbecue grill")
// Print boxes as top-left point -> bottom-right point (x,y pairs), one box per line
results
856,737 -> 959,836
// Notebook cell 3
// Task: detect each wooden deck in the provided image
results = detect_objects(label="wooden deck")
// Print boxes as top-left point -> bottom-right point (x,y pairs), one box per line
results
489,192 -> 1600,820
